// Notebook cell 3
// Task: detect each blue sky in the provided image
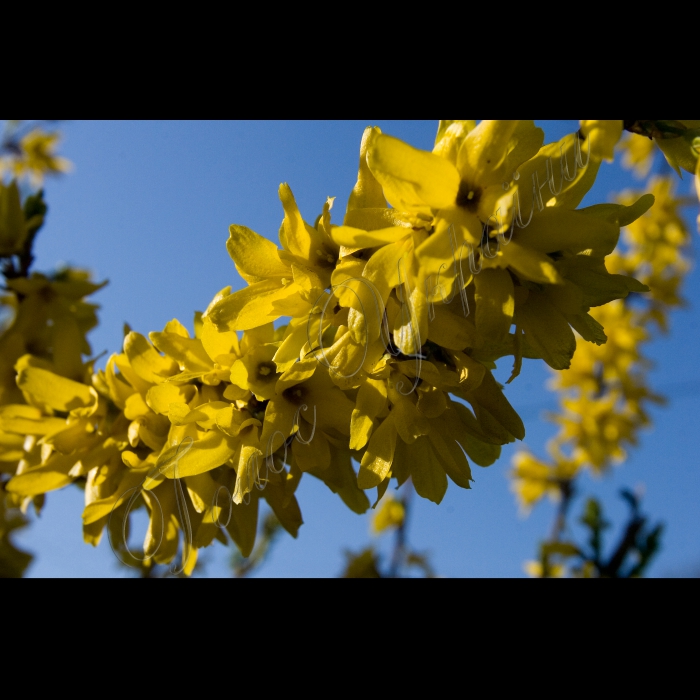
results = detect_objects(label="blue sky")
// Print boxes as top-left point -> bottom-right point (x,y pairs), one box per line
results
13,120 -> 700,577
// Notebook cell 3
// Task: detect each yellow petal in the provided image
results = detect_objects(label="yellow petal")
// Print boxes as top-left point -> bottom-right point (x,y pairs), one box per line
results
103,356 -> 136,408
558,254 -> 647,307
430,420 -> 474,487
308,447 -> 369,514
168,402 -> 199,426
361,238 -> 408,316
43,418 -> 93,454
227,224 -> 289,282
426,304 -> 477,351
417,385 -> 447,419
0,405 -> 65,435
291,262 -> 325,297
260,396 -> 297,456
206,278 -> 310,331
215,405 -> 261,437
273,317 -> 313,371
149,331 -> 213,373
7,452 -> 77,496
157,431 -> 238,479
201,316 -> 240,363
468,370 -> 525,441
344,208 -> 416,232
330,225 -> 409,249
192,401 -> 232,431
457,120 -> 519,185
227,492 -> 259,557
82,468 -> 147,525
401,435 -> 448,504
293,433 -> 331,472
501,121 -> 546,177
515,132 -> 600,211
279,183 -> 319,261
263,481 -> 303,538
146,383 -> 195,415
124,332 -> 178,385
350,378 -> 387,450
515,294 -> 576,371
515,207 -> 620,256
433,120 -> 477,163
275,357 -> 318,394
15,356 -> 94,412
124,392 -> 151,420
446,351 -> 486,393
345,126 -> 388,214
367,132 -> 460,210
389,391 -> 430,446
358,414 -> 397,489
391,281 -> 425,357
310,384 -> 356,437
578,194 -> 655,229
543,279 -> 584,316
567,312 -> 607,345
501,241 -> 563,284
113,353 -> 152,395
474,268 -> 515,343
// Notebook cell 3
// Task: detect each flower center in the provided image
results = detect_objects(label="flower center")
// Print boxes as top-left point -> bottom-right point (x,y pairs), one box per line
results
315,247 -> 337,269
257,362 -> 276,380
283,386 -> 307,406
456,181 -> 482,213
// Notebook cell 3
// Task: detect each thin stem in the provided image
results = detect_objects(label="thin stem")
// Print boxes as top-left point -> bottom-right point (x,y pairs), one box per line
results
388,482 -> 413,578
550,479 -> 574,543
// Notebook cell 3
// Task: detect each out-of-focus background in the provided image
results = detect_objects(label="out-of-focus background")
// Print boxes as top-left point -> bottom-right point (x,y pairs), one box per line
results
13,120 -> 700,577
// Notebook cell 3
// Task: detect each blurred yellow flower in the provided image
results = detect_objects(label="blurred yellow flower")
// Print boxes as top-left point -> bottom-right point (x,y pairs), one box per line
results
372,495 -> 405,534
1,128 -> 72,186
618,133 -> 655,178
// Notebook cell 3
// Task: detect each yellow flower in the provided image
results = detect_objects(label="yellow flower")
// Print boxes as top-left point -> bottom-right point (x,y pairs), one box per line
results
372,495 -> 405,534
618,133 -> 656,178
333,125 -> 651,374
511,451 -> 579,510
356,363 -> 508,504
367,120 -> 543,245
1,129 -> 72,186
7,119 -> 684,574
1,288 -> 310,571
326,122 -> 544,351
0,270 -> 105,405
206,185 -> 339,331
260,356 -> 355,472
228,324 -> 280,401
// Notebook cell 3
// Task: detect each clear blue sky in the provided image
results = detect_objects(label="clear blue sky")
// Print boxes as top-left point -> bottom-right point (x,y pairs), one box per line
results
13,120 -> 700,577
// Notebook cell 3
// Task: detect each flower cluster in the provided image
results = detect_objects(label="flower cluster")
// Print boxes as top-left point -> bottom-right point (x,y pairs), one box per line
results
1,121 -> 656,573
512,165 -> 693,511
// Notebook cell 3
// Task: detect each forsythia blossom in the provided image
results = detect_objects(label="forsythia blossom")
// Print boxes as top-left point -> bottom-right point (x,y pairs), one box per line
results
2,121 -> 669,574
512,156 -> 692,515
